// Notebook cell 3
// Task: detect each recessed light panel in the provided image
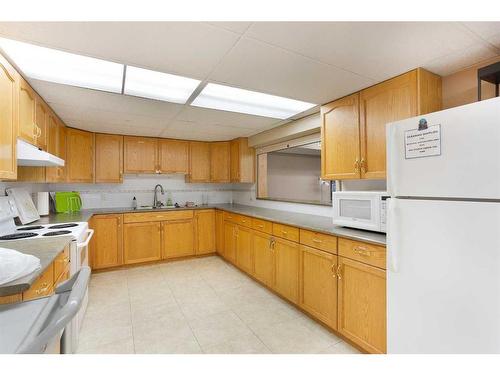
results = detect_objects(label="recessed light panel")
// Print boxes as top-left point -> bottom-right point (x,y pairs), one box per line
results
0,37 -> 124,93
124,65 -> 201,104
191,83 -> 316,119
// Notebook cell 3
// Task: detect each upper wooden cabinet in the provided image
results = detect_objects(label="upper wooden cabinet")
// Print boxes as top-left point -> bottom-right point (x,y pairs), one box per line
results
158,139 -> 189,174
124,136 -> 158,174
45,113 -> 67,183
195,209 -> 216,255
230,138 -> 255,183
90,214 -> 123,270
18,77 -> 37,146
210,141 -> 230,183
34,93 -> 48,150
95,133 -> 123,183
0,53 -> 18,180
66,128 -> 94,183
187,141 -> 211,183
321,68 -> 442,180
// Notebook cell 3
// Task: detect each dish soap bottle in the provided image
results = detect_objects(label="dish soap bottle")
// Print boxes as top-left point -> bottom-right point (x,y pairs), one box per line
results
132,196 -> 137,210
166,192 -> 173,207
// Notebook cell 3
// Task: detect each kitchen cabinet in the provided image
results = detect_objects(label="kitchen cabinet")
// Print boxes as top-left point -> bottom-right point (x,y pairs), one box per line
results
235,225 -> 253,274
223,221 -> 237,262
158,139 -> 189,174
321,68 -> 442,180
0,54 -> 18,180
274,236 -> 300,304
22,263 -> 54,301
230,137 -> 254,183
299,245 -> 338,329
195,209 -> 216,255
56,119 -> 67,181
215,210 -> 224,256
66,128 -> 94,183
124,136 -> 158,174
161,219 -> 195,259
46,115 -> 67,183
337,256 -> 387,354
252,231 -> 275,287
95,133 -> 123,183
91,214 -> 123,270
34,93 -> 48,150
210,141 -> 230,182
18,77 -> 37,146
187,141 -> 211,183
123,222 -> 162,264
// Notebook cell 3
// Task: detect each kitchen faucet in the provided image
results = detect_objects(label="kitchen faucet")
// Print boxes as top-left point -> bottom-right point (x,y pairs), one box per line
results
153,184 -> 165,208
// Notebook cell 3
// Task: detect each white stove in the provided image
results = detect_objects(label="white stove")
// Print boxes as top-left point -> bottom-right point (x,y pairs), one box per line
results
0,196 -> 93,353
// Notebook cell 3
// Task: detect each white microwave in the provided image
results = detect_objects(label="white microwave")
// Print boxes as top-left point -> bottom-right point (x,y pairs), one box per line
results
332,191 -> 389,233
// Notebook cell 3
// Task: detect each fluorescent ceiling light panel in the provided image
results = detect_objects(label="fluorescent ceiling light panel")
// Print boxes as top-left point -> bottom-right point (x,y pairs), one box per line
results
191,83 -> 316,119
0,37 -> 123,93
124,66 -> 201,104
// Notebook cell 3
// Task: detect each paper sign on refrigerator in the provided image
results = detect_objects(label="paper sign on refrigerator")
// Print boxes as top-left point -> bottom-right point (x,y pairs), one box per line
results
404,124 -> 441,159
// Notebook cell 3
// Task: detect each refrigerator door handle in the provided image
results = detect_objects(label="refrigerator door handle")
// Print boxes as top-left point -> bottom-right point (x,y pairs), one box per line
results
387,198 -> 400,273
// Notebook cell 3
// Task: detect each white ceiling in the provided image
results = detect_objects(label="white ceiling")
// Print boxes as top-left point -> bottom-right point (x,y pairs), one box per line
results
0,21 -> 499,140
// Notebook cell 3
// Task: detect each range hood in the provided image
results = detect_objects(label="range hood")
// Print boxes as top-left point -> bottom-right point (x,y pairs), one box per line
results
17,139 -> 65,167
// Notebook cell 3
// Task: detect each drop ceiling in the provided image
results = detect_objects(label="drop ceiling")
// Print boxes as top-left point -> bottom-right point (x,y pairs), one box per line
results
0,21 -> 499,140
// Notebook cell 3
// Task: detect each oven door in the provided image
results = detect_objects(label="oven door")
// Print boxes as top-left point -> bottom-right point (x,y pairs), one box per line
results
333,193 -> 381,232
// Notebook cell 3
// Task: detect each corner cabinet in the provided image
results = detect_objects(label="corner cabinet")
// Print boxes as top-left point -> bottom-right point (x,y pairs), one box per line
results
95,133 -> 123,183
66,128 -> 94,183
321,68 -> 442,180
0,54 -> 18,180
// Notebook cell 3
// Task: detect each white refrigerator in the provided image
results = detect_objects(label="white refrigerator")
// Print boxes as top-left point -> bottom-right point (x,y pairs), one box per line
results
386,96 -> 500,353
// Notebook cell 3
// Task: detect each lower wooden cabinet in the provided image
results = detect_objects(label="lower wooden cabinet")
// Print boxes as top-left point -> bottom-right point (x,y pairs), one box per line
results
22,263 -> 54,301
299,245 -> 338,329
337,256 -> 387,354
123,222 -> 161,264
195,209 -> 216,255
223,221 -> 237,262
161,219 -> 195,259
252,231 -> 275,287
274,237 -> 300,304
215,210 -> 224,256
91,214 -> 123,269
235,225 -> 253,274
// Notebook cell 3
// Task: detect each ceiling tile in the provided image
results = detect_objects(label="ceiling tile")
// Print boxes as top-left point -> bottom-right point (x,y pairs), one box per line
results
207,22 -> 252,34
246,22 -> 484,80
462,22 -> 500,40
0,22 -> 239,80
210,37 -> 375,105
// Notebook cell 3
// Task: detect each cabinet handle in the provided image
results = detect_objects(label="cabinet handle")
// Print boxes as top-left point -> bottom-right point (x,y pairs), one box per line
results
281,231 -> 287,235
337,264 -> 342,280
354,159 -> 360,172
257,224 -> 264,229
331,263 -> 336,277
354,246 -> 372,257
35,282 -> 50,295
360,158 -> 366,173
312,238 -> 322,243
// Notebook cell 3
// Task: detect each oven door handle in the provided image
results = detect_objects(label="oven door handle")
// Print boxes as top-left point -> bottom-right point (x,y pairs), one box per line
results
77,229 -> 94,248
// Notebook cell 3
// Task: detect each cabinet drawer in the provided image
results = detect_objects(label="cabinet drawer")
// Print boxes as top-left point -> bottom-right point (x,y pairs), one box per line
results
272,223 -> 299,242
300,229 -> 337,254
251,218 -> 273,234
236,215 -> 251,228
53,245 -> 70,281
338,238 -> 386,269
124,210 -> 193,223
223,211 -> 241,223
23,263 -> 54,301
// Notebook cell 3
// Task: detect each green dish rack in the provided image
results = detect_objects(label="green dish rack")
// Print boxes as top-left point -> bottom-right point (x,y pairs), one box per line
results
54,192 -> 82,213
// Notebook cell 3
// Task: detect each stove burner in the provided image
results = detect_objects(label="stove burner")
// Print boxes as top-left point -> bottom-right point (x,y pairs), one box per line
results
0,232 -> 38,240
17,226 -> 45,231
48,223 -> 78,229
43,230 -> 72,237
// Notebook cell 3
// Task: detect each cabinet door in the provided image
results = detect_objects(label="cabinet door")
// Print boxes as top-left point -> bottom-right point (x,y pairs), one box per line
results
230,138 -> 254,183
252,231 -> 274,287
95,133 -> 123,183
321,93 -> 361,180
223,221 -> 237,262
66,128 -> 94,182
359,70 -> 417,179
124,136 -> 158,173
274,237 -> 300,304
300,245 -> 338,329
0,54 -> 18,180
45,113 -> 60,183
195,209 -> 216,255
124,222 -> 161,264
215,210 -> 224,256
18,78 -> 36,145
210,141 -> 230,182
161,219 -> 195,259
34,94 -> 48,150
56,121 -> 67,181
338,256 -> 386,353
236,225 -> 253,274
230,139 -> 240,182
158,139 -> 189,174
188,141 -> 211,182
91,214 -> 123,269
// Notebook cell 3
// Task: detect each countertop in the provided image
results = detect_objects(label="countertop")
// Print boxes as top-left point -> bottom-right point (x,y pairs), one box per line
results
0,237 -> 72,297
32,204 -> 386,246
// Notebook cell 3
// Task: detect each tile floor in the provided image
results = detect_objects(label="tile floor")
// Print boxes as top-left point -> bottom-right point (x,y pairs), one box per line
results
77,256 -> 360,354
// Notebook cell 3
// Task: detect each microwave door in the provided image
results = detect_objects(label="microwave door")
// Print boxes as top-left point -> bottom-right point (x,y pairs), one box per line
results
335,196 -> 380,231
